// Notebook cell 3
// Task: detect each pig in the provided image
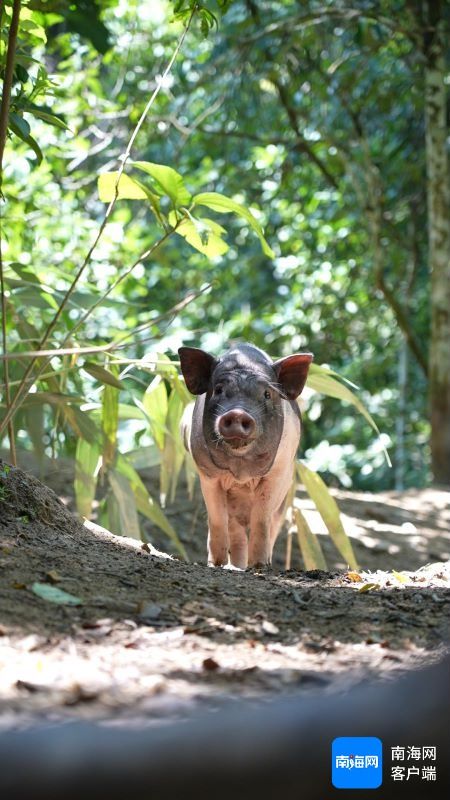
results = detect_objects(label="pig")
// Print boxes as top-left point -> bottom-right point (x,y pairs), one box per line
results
178,344 -> 313,568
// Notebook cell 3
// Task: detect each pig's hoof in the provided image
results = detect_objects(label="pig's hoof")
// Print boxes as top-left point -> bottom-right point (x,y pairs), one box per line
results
247,562 -> 272,573
223,563 -> 244,572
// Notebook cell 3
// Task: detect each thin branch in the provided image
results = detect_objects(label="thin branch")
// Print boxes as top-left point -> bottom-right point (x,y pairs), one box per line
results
273,79 -> 339,190
0,0 -> 21,464
244,0 -> 339,191
0,283 -> 211,364
0,5 -> 198,438
361,158 -> 428,376
0,231 -> 169,428
0,0 -> 21,169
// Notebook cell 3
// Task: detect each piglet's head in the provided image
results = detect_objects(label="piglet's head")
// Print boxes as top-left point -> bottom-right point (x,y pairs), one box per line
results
179,345 -> 313,399
179,344 -> 313,460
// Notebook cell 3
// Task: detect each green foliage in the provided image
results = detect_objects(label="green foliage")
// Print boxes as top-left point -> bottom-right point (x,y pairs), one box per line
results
96,162 -> 274,257
1,0 -> 434,568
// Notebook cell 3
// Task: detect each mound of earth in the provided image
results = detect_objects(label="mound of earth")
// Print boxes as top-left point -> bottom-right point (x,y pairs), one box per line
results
0,458 -> 449,729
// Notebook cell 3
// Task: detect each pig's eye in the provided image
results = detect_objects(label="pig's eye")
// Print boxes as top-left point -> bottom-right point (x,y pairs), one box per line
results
214,385 -> 223,396
264,389 -> 271,400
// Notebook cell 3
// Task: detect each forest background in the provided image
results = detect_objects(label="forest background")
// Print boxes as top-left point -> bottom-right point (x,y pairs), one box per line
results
1,0 -> 449,557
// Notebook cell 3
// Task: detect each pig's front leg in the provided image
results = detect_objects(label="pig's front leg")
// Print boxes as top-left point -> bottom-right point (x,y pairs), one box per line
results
248,506 -> 271,567
199,476 -> 229,566
228,518 -> 248,569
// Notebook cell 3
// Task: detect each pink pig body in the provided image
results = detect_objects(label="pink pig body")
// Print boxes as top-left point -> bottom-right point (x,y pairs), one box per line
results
179,344 -> 313,568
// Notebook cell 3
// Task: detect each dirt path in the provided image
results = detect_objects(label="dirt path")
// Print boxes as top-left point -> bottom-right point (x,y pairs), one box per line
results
0,458 -> 449,729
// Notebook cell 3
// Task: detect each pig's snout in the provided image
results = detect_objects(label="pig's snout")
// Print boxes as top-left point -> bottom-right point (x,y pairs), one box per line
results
217,409 -> 256,442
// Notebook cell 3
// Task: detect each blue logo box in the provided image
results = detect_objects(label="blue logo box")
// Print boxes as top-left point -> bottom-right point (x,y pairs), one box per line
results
332,737 -> 383,789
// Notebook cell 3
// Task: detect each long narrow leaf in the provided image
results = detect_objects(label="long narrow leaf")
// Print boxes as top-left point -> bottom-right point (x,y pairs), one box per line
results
297,461 -> 358,570
162,390 -> 186,504
306,363 -> 391,466
143,375 -> 168,451
116,456 -> 188,560
294,508 -> 327,571
108,469 -> 141,540
75,439 -> 100,518
83,362 -> 125,390
102,378 -> 119,469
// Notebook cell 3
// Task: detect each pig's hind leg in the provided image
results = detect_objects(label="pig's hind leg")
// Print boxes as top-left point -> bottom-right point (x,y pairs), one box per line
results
269,495 -> 289,558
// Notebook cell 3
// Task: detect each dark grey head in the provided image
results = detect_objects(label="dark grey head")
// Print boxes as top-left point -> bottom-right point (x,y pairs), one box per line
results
178,343 -> 313,464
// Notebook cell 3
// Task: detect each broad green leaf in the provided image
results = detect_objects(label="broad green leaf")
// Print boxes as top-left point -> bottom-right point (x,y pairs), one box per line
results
19,391 -> 83,407
8,284 -> 59,310
143,375 -> 168,451
63,406 -> 99,443
193,191 -> 275,258
31,583 -> 82,605
98,171 -> 148,201
169,212 -> 229,257
306,363 -> 391,467
22,103 -> 69,130
83,362 -> 125,390
294,508 -> 327,570
297,461 -> 358,570
125,445 -> 161,470
116,456 -> 188,559
88,402 -> 147,422
65,9 -> 110,53
75,439 -> 100,518
9,113 -> 43,163
20,396 -> 99,446
108,470 -> 141,540
8,262 -> 41,284
133,161 -> 192,207
18,10 -> 47,42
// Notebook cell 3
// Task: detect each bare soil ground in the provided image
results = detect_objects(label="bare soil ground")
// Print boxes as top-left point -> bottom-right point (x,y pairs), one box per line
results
0,453 -> 449,730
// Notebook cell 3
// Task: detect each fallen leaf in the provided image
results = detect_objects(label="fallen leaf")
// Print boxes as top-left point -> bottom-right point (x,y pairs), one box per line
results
346,571 -> 363,582
392,570 -> 408,584
358,583 -> 381,593
31,582 -> 82,605
202,657 -> 220,672
46,570 -> 62,584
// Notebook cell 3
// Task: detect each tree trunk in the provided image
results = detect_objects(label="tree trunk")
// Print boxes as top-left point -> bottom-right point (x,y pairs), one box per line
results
424,1 -> 450,484
395,335 -> 408,491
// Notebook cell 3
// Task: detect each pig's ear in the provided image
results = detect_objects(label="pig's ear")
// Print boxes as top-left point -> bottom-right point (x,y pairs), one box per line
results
273,353 -> 313,400
178,347 -> 217,395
